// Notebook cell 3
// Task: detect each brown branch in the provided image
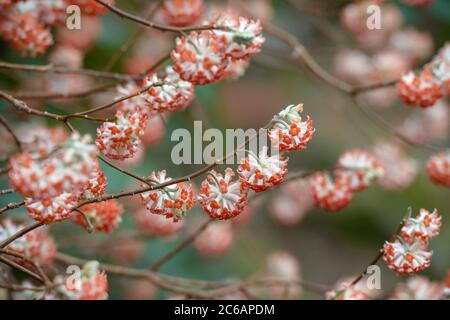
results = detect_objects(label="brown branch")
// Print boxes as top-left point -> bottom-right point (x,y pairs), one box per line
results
0,189 -> 14,196
0,114 -> 22,150
0,61 -> 140,81
0,256 -> 44,283
98,155 -> 150,185
0,201 -> 25,215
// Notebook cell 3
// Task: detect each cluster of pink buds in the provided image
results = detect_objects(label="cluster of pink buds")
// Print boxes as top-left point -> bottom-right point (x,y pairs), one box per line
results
391,276 -> 444,300
264,251 -> 302,299
8,133 -> 101,223
326,281 -> 369,300
311,149 -> 383,212
427,150 -> 450,187
140,170 -> 195,222
160,0 -> 204,27
383,208 -> 441,274
193,220 -> 233,256
134,207 -> 184,237
398,43 -> 450,108
170,11 -> 264,85
71,200 -> 124,233
0,219 -> 56,267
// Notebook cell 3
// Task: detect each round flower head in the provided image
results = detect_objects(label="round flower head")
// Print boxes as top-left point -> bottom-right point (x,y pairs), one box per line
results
310,171 -> 353,212
432,43 -> 450,95
96,110 -> 147,160
198,168 -> 249,220
161,0 -> 204,27
60,261 -> 108,300
264,251 -> 302,299
81,169 -> 107,200
193,221 -> 233,256
210,13 -> 265,60
144,66 -> 195,112
270,193 -> 310,226
335,149 -> 384,192
140,170 -> 195,222
427,151 -> 450,187
391,276 -> 444,300
398,68 -> 443,108
9,134 -> 98,199
238,146 -> 288,192
25,193 -> 78,224
383,237 -> 433,274
66,0 -> 113,16
0,219 -> 56,267
269,104 -> 315,152
401,208 -> 442,241
1,12 -> 53,57
171,31 -> 228,85
135,207 -> 184,237
115,82 -> 148,116
72,200 -> 123,233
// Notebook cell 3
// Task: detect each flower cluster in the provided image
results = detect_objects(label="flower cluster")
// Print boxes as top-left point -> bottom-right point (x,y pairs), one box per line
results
170,11 -> 264,85
311,149 -> 383,212
391,276 -> 444,300
140,170 -> 195,222
8,134 -> 101,223
398,43 -> 450,108
0,219 -> 56,267
0,0 -> 111,57
326,282 -> 369,300
268,104 -> 315,152
383,208 -> 441,274
134,207 -> 184,237
71,200 -> 124,233
143,66 -> 195,113
264,251 -> 302,299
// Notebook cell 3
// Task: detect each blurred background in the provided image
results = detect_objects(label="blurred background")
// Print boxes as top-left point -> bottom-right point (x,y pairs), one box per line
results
0,0 -> 449,299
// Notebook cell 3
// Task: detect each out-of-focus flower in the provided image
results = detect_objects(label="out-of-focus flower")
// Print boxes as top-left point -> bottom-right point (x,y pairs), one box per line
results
57,16 -> 101,50
198,168 -> 248,220
36,0 -> 68,26
383,237 -> 432,274
161,0 -> 204,27
49,45 -> 84,68
144,66 -> 195,112
427,151 -> 450,187
66,0 -> 113,16
193,221 -> 233,256
135,207 -> 184,237
72,200 -> 123,233
389,28 -> 434,63
335,149 -> 384,192
96,110 -> 148,160
264,251 -> 302,299
142,116 -> 166,146
210,13 -> 265,60
269,104 -> 315,152
391,276 -> 444,300
0,12 -> 53,57
401,208 -> 442,241
171,31 -> 228,85
326,281 -> 369,300
310,172 -> 353,212
221,58 -> 250,81
238,147 -> 288,192
140,170 -> 195,221
372,141 -> 418,191
402,0 -> 433,7
0,0 -> 19,10
0,219 -> 56,267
